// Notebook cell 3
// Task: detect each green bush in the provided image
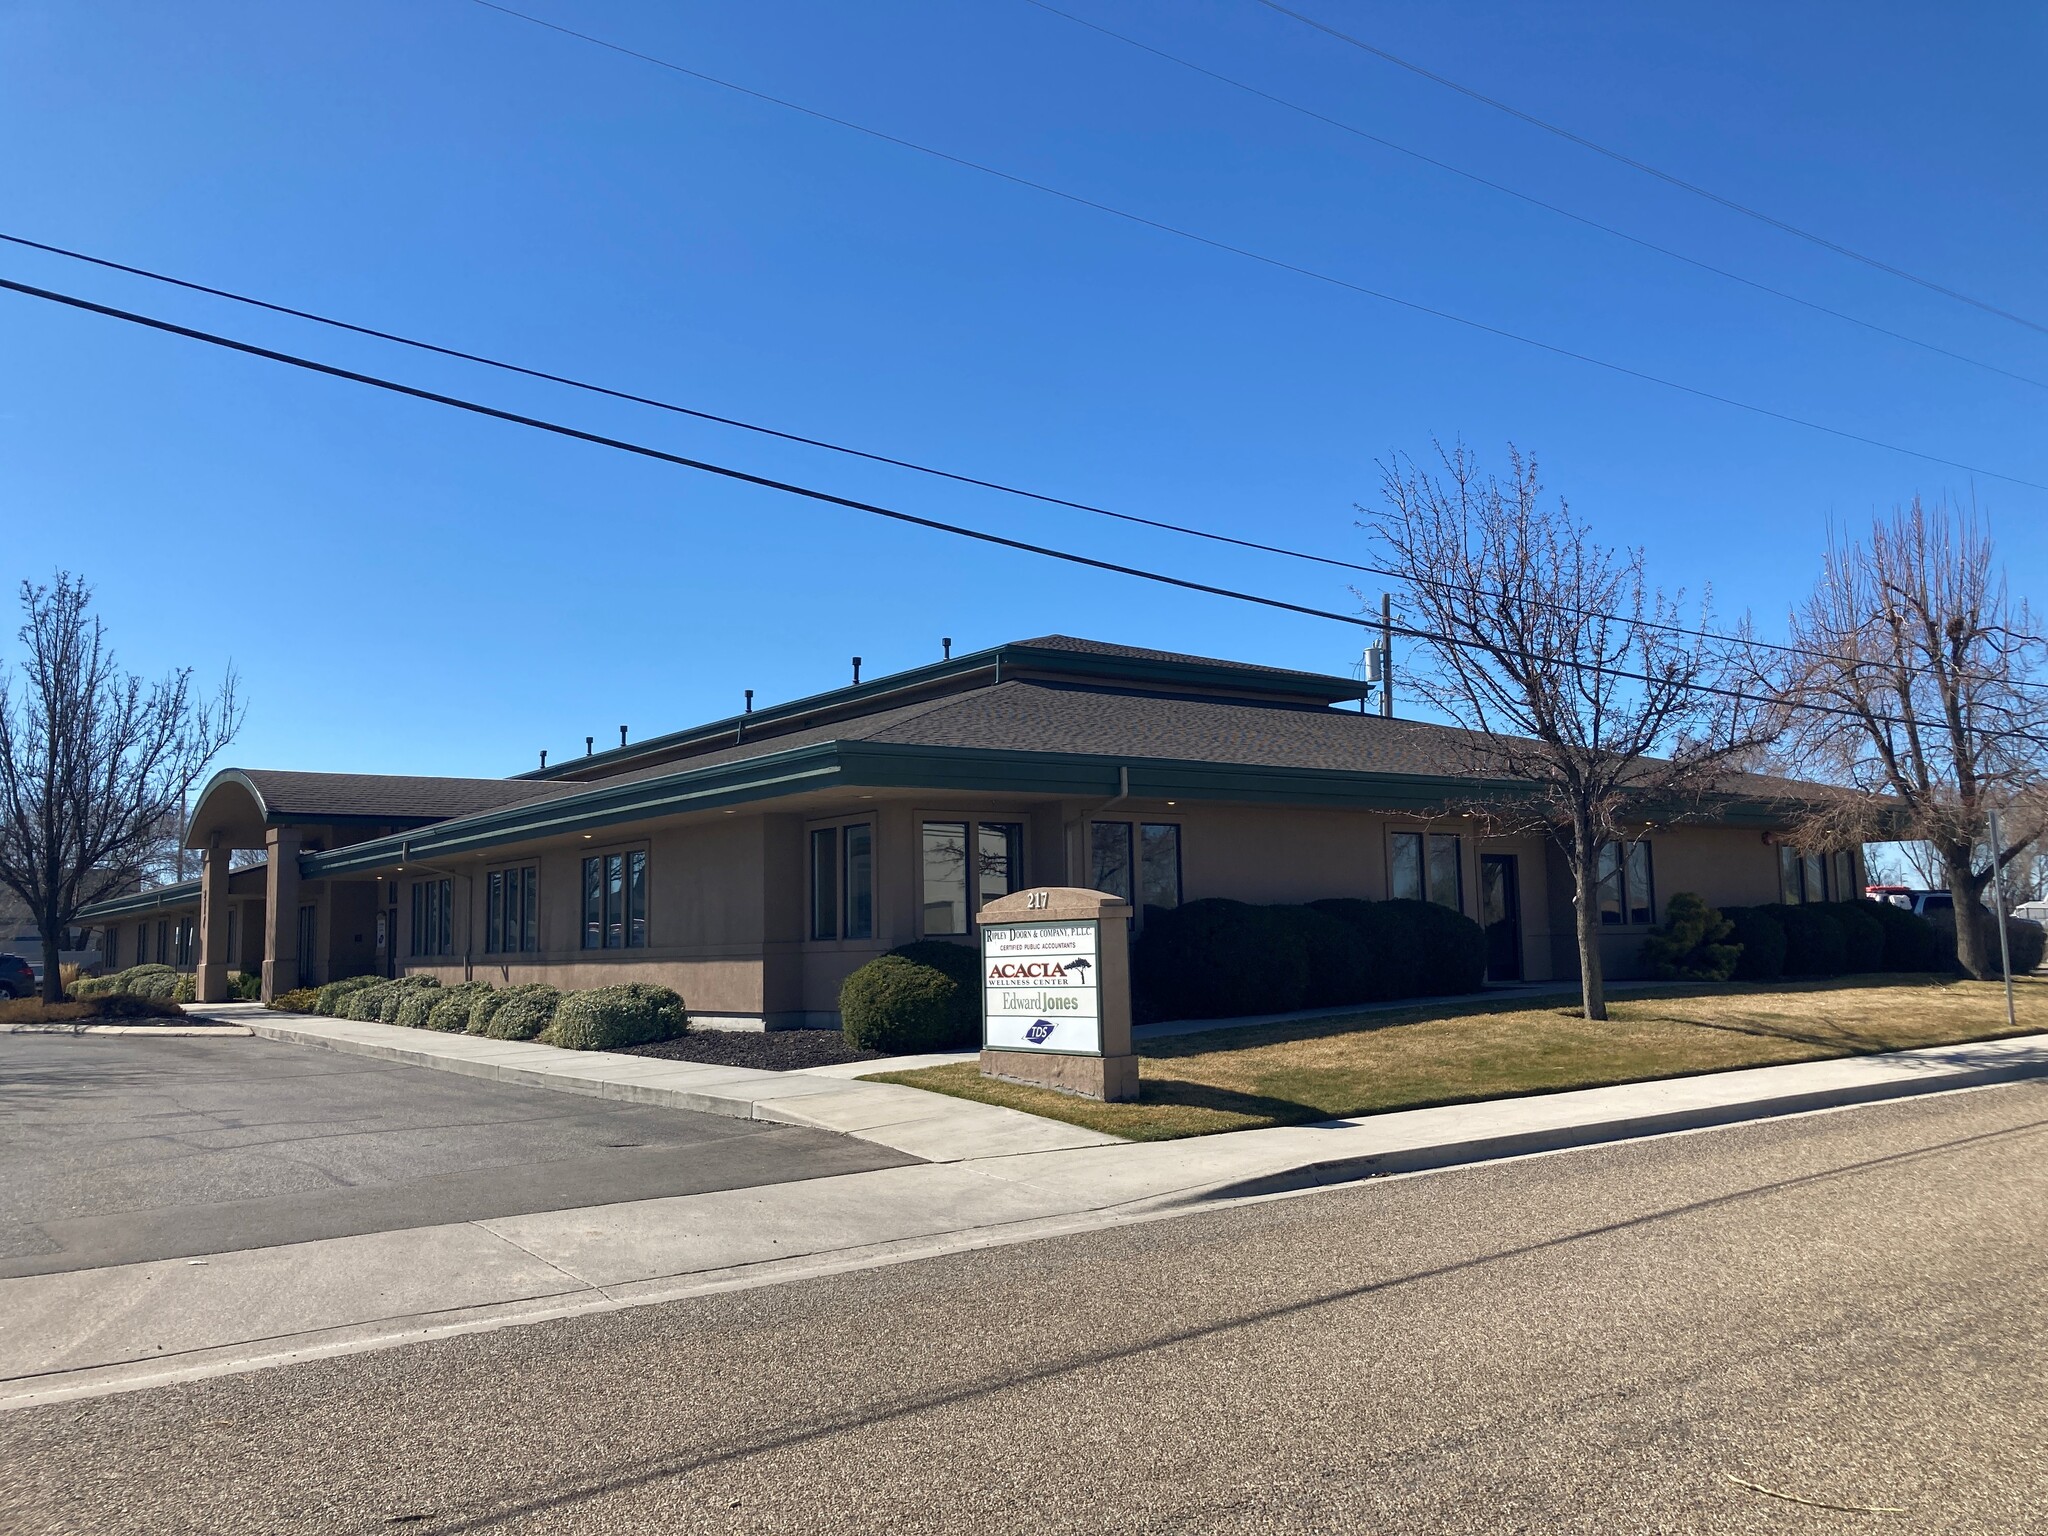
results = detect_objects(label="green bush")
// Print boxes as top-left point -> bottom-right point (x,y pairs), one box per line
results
1863,900 -> 1938,972
392,987 -> 440,1029
268,986 -> 321,1012
1823,902 -> 1885,973
1271,904 -> 1377,1007
1390,899 -> 1490,996
423,981 -> 492,1032
81,963 -> 184,1001
841,955 -> 966,1052
2011,917 -> 2048,975
1721,907 -> 1787,981
1638,892 -> 1740,982
1131,899 -> 1311,1021
471,983 -> 562,1039
315,975 -> 382,1016
1767,904 -> 1847,977
340,974 -> 438,1023
541,983 -> 688,1051
882,941 -> 980,1044
228,971 -> 263,1001
171,972 -> 197,1003
1930,908 -> 2048,977
1309,899 -> 1421,1002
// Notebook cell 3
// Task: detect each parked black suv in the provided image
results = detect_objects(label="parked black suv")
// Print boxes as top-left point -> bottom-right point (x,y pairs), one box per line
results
0,953 -> 34,999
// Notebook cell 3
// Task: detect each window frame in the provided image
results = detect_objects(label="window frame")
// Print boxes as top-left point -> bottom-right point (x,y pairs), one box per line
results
918,815 -> 1027,938
578,845 -> 649,951
1596,839 -> 1657,927
409,879 -> 452,958
1389,829 -> 1464,913
1778,844 -> 1839,905
807,818 -> 877,944
484,862 -> 540,955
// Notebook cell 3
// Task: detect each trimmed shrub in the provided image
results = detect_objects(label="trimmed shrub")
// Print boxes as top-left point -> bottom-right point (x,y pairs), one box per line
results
1308,900 -> 1415,1001
1390,899 -> 1489,996
1721,907 -> 1787,981
81,964 -> 184,1001
315,975 -> 382,1016
841,955 -> 965,1053
542,983 -> 688,1051
268,986 -> 320,1012
1768,904 -> 1847,977
471,983 -> 561,1040
392,987 -> 440,1029
1824,901 -> 1885,974
1271,904 -> 1377,1007
883,940 -> 980,1044
1131,898 -> 1310,1021
1638,892 -> 1740,982
1930,908 -> 2048,977
171,972 -> 197,1003
1863,901 -> 1938,972
423,981 -> 492,1032
340,974 -> 438,1023
228,971 -> 263,1001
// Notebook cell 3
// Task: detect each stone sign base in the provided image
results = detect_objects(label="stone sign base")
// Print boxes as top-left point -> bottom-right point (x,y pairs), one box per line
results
981,1047 -> 1139,1102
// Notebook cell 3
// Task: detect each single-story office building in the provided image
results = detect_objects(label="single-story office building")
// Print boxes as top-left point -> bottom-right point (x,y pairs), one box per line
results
79,636 -> 1864,1023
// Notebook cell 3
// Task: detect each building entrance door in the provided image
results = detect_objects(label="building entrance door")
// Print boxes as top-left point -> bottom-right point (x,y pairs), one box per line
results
1479,854 -> 1522,982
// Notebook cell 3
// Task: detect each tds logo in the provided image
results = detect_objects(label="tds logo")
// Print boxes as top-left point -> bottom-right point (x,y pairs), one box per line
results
1024,1020 -> 1057,1044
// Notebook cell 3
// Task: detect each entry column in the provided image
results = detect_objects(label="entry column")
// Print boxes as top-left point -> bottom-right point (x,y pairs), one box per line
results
260,826 -> 302,1003
196,836 -> 231,1003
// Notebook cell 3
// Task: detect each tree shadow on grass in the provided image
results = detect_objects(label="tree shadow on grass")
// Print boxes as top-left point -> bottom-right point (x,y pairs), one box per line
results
1128,1075 -> 1329,1128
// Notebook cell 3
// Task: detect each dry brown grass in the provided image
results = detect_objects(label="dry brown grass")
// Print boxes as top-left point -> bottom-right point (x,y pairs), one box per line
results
0,994 -> 185,1026
868,973 -> 2047,1141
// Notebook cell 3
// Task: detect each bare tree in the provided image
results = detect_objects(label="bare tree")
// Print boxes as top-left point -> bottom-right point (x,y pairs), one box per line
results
1369,443 -> 1768,1020
0,574 -> 241,1002
1766,497 -> 2048,977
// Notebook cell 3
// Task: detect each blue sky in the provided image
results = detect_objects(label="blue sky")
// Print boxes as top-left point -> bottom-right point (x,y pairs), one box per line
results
2,0 -> 2042,777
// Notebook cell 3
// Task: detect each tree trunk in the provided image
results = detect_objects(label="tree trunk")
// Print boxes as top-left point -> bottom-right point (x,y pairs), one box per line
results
1942,848 -> 1996,980
1573,836 -> 1607,1021
37,903 -> 65,1004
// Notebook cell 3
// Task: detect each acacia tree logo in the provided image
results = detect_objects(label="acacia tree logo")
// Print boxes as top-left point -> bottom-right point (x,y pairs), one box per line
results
1062,957 -> 1092,983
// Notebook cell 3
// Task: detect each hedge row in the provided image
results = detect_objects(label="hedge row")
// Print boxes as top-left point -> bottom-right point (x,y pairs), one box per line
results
1134,898 -> 1487,1022
73,965 -> 261,1003
837,897 -> 1492,1048
1701,899 -> 2022,982
269,972 -> 689,1051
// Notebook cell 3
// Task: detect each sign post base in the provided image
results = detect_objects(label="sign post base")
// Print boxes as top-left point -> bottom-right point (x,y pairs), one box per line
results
980,1047 -> 1139,1101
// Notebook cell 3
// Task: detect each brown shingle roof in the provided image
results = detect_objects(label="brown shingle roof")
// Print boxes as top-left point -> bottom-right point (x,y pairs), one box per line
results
235,770 -> 572,822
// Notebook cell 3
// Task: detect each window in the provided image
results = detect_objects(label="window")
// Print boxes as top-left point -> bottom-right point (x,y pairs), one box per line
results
486,865 -> 538,953
225,907 -> 238,969
810,824 -> 875,941
156,920 -> 168,965
843,823 -> 873,940
297,903 -> 320,980
174,917 -> 195,967
1390,831 -> 1462,910
1779,845 -> 1832,904
1833,849 -> 1856,900
1090,821 -> 1132,902
580,851 -> 647,949
1139,823 -> 1182,911
921,820 -> 1024,935
103,926 -> 119,970
1598,841 -> 1656,926
136,922 -> 148,964
409,880 -> 451,957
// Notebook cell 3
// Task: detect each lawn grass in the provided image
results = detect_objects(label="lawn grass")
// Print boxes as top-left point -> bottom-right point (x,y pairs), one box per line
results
864,973 -> 2048,1142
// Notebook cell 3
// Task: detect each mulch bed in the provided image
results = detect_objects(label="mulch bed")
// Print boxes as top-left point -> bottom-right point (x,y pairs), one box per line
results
620,1029 -> 885,1072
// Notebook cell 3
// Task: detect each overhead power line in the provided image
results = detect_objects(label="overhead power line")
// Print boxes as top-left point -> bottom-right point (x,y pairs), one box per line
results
459,0 -> 2048,494
5,272 -> 2044,752
1020,0 -> 2048,394
10,228 -> 2047,696
1253,0 -> 2048,338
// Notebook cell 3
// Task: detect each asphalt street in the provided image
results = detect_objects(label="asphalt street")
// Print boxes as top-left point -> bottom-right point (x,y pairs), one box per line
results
3,1079 -> 2042,1534
0,1034 -> 913,1277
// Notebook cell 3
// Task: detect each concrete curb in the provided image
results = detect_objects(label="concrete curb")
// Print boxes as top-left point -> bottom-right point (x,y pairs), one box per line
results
2,1024 -> 253,1037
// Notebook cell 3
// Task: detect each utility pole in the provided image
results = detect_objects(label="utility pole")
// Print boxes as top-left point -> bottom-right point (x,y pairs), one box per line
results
1988,807 -> 2017,1031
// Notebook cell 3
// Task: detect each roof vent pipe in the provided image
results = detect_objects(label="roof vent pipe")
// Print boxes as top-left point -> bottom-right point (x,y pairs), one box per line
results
585,736 -> 594,756
852,656 -> 862,685
539,749 -> 547,769
619,725 -> 628,748
942,637 -> 952,660
744,689 -> 754,713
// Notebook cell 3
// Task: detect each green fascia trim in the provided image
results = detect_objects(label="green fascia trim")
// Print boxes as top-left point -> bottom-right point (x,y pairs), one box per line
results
510,641 -> 1365,782
76,881 -> 203,920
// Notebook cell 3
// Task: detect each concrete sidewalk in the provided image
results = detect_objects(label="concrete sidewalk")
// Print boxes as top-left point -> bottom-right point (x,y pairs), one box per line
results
191,1003 -> 1109,1163
4,1030 -> 2042,1412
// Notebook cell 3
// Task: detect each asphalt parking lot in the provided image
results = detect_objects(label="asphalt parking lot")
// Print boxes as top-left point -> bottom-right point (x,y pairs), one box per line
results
0,1034 -> 915,1278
